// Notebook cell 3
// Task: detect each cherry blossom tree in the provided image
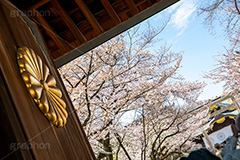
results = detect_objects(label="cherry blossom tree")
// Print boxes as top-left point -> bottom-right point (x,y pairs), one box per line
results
59,22 -> 206,159
199,1 -> 240,92
199,0 -> 240,47
205,50 -> 240,92
111,82 -> 207,160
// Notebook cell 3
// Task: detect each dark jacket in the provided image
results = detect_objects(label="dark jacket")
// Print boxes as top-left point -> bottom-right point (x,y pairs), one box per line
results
180,148 -> 221,160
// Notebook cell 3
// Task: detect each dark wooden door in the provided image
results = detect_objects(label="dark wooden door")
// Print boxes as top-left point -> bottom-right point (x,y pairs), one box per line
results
0,1 -> 95,159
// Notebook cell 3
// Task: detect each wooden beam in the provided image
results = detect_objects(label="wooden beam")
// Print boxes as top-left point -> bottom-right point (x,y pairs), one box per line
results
231,96 -> 240,112
202,130 -> 215,152
146,0 -> 152,6
100,0 -> 121,25
74,0 -> 103,35
209,103 -> 235,118
34,10 -> 68,52
29,0 -> 50,10
51,0 -> 86,44
124,0 -> 139,15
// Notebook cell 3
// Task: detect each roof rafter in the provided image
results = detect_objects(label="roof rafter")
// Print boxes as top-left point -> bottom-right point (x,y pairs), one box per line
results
29,0 -> 50,10
74,0 -> 103,35
124,0 -> 139,15
51,0 -> 86,44
100,0 -> 121,25
35,10 -> 68,52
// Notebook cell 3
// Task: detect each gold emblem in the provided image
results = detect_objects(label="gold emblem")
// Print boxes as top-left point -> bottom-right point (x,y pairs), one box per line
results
17,47 -> 68,127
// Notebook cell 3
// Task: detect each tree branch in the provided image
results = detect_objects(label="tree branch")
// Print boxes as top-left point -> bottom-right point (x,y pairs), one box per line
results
114,133 -> 132,160
234,0 -> 240,15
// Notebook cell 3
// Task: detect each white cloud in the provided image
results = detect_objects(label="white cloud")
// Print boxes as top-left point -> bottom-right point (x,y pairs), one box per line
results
153,13 -> 162,21
170,0 -> 197,35
167,1 -> 182,14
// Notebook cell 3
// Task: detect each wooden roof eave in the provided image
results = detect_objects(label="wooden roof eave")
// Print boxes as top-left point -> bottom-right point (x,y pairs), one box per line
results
54,0 -> 180,68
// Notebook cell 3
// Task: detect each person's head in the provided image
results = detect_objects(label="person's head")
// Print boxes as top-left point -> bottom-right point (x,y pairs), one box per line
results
214,143 -> 220,150
180,148 -> 221,160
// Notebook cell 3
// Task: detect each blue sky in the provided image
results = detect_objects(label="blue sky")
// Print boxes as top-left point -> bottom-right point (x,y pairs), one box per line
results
120,0 -> 230,123
147,0 -> 230,100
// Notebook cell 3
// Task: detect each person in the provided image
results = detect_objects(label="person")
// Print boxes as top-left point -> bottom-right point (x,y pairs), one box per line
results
180,123 -> 240,160
180,148 -> 221,160
215,143 -> 223,159
220,123 -> 240,160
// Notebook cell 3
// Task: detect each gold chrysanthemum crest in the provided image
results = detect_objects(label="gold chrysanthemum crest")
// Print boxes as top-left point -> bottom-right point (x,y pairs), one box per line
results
17,47 -> 68,127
